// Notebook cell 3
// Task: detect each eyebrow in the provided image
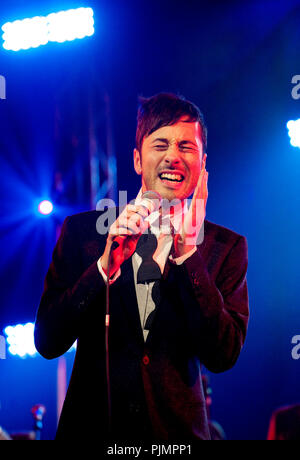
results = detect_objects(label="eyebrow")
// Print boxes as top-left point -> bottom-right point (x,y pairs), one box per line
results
151,138 -> 198,148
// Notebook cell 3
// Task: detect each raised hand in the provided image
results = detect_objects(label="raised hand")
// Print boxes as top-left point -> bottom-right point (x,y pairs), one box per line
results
173,153 -> 208,257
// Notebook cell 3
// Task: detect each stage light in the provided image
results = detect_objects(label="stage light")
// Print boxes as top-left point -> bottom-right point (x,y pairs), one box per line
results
4,323 -> 37,358
1,7 -> 94,51
3,322 -> 77,358
287,119 -> 300,148
38,200 -> 53,215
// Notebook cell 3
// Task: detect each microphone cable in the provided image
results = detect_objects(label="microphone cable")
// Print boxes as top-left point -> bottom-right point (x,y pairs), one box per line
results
105,240 -> 118,435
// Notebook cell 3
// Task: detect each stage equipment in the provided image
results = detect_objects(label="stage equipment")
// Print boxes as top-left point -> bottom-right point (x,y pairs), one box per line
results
2,7 -> 94,51
287,119 -> 300,148
3,322 -> 76,358
38,200 -> 54,216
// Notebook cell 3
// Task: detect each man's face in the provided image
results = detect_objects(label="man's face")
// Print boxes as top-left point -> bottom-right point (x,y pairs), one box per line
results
134,118 -> 204,201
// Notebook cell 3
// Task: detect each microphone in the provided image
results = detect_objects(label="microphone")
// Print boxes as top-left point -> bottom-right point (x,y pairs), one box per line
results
137,190 -> 162,213
112,190 -> 162,248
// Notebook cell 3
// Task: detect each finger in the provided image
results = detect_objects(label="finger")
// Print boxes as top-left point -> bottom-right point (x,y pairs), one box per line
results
120,207 -> 148,228
197,154 -> 207,183
140,218 -> 150,234
117,208 -> 147,233
110,218 -> 141,236
202,171 -> 209,206
192,165 -> 206,202
125,204 -> 150,218
195,154 -> 208,195
201,171 -> 209,195
109,226 -> 135,237
120,222 -> 141,235
188,168 -> 208,225
127,212 -> 145,231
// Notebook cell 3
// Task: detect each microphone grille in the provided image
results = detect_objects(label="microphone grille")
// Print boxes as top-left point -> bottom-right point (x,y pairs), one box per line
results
140,190 -> 162,212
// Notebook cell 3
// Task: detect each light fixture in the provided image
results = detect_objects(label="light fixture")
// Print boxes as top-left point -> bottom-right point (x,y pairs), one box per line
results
4,323 -> 37,358
38,200 -> 54,216
3,322 -> 76,358
2,7 -> 94,51
287,119 -> 300,149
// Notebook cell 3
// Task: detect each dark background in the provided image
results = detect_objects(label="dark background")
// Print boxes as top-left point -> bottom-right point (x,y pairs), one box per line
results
0,0 -> 300,440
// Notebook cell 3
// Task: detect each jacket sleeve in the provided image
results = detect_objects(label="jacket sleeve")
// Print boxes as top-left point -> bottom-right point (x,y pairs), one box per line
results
174,235 -> 249,373
34,216 -> 106,359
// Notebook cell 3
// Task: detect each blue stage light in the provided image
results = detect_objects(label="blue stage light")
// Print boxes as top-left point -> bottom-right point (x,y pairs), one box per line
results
4,323 -> 37,358
38,200 -> 53,215
1,7 -> 94,51
3,322 -> 77,358
287,119 -> 300,148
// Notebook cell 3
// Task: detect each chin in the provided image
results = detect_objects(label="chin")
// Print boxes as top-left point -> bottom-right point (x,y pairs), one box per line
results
161,190 -> 187,202
144,181 -> 189,202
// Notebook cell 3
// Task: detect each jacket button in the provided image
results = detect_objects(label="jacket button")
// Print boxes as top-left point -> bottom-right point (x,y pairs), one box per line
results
129,403 -> 141,414
142,355 -> 150,365
191,272 -> 200,286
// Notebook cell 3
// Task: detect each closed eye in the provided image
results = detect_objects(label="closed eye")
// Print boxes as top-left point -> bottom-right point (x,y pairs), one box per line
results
154,145 -> 168,150
180,146 -> 194,151
179,141 -> 199,153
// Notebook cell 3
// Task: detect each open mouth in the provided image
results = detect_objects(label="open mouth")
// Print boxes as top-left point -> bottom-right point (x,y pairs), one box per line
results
159,172 -> 184,183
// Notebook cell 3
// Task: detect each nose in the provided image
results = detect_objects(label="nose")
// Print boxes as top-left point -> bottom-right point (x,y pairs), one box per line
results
163,145 -> 181,167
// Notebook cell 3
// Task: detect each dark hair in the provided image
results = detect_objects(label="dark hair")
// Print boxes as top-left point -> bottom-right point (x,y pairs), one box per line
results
135,92 -> 207,153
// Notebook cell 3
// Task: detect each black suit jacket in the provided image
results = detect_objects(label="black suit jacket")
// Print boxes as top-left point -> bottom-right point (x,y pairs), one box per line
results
34,209 -> 249,442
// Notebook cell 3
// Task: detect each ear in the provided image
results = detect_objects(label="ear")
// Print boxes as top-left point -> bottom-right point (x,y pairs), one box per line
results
133,148 -> 142,175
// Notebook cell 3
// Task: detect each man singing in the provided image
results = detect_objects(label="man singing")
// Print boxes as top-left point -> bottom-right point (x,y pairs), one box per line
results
34,93 -> 249,442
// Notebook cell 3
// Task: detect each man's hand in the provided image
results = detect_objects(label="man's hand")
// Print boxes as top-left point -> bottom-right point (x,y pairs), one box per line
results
100,204 -> 150,278
173,153 -> 208,257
